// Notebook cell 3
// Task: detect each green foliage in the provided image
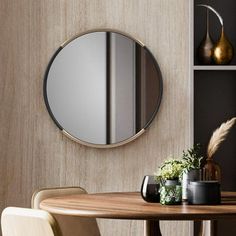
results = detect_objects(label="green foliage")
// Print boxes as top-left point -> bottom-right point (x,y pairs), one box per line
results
181,144 -> 203,172
155,159 -> 183,184
154,144 -> 203,184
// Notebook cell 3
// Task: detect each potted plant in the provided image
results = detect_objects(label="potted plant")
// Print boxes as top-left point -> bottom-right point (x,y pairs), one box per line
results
181,144 -> 203,201
155,159 -> 183,205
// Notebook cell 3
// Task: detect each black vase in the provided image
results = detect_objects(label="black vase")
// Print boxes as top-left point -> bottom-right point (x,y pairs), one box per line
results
141,175 -> 160,203
197,9 -> 214,64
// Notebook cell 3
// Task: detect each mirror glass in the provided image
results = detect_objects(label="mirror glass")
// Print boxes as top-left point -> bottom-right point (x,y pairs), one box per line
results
44,31 -> 162,147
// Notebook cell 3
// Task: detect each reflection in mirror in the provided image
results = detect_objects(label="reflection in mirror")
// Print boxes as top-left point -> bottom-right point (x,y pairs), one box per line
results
44,31 -> 162,147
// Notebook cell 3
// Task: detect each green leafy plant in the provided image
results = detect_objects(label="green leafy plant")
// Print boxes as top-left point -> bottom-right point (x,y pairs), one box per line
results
181,144 -> 203,173
155,158 -> 183,184
155,144 -> 203,185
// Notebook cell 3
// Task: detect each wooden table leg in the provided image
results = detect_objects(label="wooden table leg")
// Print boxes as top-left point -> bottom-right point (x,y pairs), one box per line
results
194,220 -> 218,236
194,220 -> 203,236
210,220 -> 217,236
145,220 -> 162,236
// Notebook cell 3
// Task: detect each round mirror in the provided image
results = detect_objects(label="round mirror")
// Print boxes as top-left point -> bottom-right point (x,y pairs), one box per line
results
44,30 -> 163,148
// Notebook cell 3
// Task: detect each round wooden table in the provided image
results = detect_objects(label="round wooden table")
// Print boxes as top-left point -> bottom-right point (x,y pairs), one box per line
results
40,191 -> 236,236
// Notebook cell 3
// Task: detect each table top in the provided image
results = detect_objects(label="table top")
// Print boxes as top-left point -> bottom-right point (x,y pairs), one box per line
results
40,191 -> 236,221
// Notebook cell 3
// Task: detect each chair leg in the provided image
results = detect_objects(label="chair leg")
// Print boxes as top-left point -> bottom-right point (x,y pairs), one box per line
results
144,220 -> 162,236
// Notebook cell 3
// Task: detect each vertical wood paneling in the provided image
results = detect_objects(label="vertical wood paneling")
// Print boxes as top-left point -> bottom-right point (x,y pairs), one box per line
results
0,0 -> 191,235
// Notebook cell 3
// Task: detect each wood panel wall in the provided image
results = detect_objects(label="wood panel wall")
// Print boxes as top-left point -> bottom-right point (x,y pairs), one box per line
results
0,0 -> 191,235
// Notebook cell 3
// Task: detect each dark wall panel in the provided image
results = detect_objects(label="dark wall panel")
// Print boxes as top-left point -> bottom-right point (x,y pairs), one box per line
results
194,70 -> 236,236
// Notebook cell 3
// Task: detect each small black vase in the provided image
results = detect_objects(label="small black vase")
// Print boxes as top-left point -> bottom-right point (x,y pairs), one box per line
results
141,175 -> 160,203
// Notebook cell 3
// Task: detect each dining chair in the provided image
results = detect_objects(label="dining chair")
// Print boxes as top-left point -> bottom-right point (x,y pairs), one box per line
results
1,207 -> 61,236
31,186 -> 101,236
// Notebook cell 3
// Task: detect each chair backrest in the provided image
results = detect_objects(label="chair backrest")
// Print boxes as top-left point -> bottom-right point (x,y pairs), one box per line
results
32,187 -> 101,236
1,207 -> 61,236
31,187 -> 87,209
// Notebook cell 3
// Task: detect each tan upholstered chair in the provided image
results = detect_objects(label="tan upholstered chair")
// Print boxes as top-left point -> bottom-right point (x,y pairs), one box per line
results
31,187 -> 101,236
1,207 -> 61,236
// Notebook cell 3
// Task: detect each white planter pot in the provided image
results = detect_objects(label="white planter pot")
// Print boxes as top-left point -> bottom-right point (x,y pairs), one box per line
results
182,169 -> 201,201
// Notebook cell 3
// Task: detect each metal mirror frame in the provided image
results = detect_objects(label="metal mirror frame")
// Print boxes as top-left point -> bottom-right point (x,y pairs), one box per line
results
43,29 -> 163,148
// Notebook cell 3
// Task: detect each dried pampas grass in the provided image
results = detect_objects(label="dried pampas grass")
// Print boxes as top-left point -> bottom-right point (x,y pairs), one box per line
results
207,117 -> 236,159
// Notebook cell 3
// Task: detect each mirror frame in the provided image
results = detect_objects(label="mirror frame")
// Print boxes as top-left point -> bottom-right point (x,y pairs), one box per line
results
43,29 -> 163,148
